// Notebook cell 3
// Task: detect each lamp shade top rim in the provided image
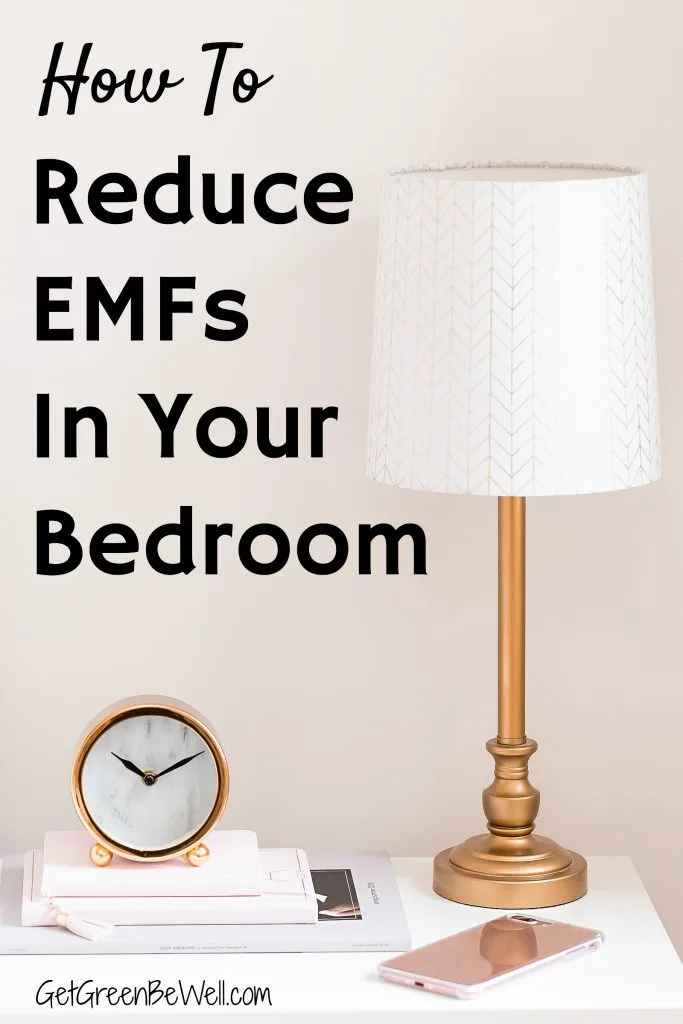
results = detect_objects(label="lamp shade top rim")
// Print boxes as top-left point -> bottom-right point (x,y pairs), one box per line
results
388,161 -> 645,183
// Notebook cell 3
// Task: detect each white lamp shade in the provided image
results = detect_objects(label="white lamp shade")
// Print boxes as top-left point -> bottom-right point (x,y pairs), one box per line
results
366,163 -> 661,496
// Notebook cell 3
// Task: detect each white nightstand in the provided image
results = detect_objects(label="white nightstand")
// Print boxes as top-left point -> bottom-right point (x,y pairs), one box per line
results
0,856 -> 680,1022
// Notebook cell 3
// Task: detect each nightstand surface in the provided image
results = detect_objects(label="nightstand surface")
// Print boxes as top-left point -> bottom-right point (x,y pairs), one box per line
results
0,855 -> 680,1022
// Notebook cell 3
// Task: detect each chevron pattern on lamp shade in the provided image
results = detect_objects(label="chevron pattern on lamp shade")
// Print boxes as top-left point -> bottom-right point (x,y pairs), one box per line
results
366,163 -> 661,496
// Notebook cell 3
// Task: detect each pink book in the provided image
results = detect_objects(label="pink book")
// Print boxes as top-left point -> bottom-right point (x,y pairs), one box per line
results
23,848 -> 318,929
41,830 -> 262,898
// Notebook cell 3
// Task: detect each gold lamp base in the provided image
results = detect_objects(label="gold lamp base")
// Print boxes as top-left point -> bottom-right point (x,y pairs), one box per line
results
434,734 -> 587,908
434,499 -> 588,909
434,841 -> 587,909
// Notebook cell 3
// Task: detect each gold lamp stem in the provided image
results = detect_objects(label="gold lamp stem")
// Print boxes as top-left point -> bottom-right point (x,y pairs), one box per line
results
433,497 -> 588,909
498,497 -> 525,745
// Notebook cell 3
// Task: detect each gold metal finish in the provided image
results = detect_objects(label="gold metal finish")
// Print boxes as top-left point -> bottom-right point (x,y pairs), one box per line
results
434,497 -> 587,908
185,843 -> 210,867
498,497 -> 525,744
72,695 -> 229,865
89,843 -> 113,868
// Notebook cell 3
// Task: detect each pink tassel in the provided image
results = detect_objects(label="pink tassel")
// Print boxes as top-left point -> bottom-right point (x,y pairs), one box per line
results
53,910 -> 114,940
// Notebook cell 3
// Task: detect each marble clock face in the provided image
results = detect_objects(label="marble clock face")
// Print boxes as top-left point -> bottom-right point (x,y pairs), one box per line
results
80,713 -> 220,852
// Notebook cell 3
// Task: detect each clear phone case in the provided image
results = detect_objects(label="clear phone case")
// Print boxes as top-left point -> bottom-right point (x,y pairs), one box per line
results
379,914 -> 603,998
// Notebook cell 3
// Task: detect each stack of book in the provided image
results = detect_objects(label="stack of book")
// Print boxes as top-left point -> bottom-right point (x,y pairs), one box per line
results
0,830 -> 411,954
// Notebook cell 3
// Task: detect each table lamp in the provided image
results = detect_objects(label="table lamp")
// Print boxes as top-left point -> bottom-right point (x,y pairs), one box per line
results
366,162 -> 660,908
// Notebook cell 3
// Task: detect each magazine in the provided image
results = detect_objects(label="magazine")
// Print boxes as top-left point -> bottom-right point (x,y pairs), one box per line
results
0,850 -> 410,954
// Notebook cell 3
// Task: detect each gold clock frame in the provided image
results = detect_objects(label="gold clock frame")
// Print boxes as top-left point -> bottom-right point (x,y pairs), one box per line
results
71,695 -> 229,867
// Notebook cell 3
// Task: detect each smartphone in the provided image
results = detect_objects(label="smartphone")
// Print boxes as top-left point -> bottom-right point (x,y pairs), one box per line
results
379,914 -> 603,999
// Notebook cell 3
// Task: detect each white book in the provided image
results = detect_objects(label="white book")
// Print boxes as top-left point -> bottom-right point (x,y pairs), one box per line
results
23,848 -> 317,927
41,830 -> 262,897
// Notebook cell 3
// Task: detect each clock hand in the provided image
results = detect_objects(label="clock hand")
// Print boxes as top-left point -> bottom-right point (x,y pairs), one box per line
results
155,750 -> 204,780
111,752 -> 146,778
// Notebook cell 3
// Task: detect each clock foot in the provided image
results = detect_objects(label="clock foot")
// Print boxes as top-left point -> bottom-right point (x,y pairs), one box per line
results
89,843 -> 113,868
186,843 -> 210,867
